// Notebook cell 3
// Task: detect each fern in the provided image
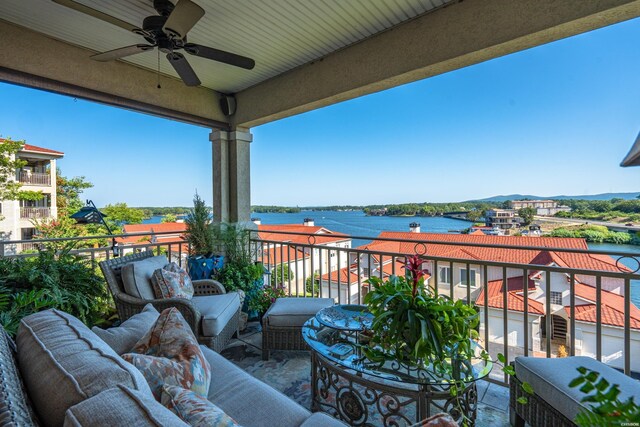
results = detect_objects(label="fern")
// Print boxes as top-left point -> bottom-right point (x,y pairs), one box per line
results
570,367 -> 640,425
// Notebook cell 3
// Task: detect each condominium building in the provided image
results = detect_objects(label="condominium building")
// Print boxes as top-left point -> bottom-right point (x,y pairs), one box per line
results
0,141 -> 63,253
510,200 -> 572,216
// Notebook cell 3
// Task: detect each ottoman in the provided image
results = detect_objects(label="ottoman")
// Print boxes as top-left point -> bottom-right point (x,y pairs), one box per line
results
509,356 -> 640,426
262,297 -> 334,360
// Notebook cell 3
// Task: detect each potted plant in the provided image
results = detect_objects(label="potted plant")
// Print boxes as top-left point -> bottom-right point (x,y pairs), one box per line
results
185,193 -> 223,280
364,255 -> 481,423
247,282 -> 286,321
211,223 -> 264,319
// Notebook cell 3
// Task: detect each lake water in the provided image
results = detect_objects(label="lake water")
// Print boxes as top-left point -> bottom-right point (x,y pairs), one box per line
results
146,210 -> 640,306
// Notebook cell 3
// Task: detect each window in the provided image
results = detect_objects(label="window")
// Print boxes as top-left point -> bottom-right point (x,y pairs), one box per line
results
461,268 -> 477,287
550,291 -> 563,305
438,266 -> 451,284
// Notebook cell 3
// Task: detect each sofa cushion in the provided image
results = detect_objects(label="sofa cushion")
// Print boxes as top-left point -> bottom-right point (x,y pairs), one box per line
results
64,385 -> 188,427
161,385 -> 240,427
123,308 -> 211,399
515,356 -> 640,421
264,297 -> 334,327
92,304 -> 159,354
0,328 -> 39,427
192,292 -> 241,337
121,255 -> 168,300
152,262 -> 194,300
299,412 -> 348,427
17,309 -> 152,427
200,345 -> 311,427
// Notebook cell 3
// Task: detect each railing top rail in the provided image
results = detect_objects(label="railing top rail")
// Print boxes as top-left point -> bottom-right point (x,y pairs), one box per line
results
251,228 -> 640,258
0,229 -> 185,245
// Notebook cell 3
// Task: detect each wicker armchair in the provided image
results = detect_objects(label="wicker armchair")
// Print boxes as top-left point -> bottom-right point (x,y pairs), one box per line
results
99,250 -> 240,352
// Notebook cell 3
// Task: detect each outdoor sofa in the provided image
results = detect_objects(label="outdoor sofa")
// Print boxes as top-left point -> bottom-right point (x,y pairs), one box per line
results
0,308 -> 346,426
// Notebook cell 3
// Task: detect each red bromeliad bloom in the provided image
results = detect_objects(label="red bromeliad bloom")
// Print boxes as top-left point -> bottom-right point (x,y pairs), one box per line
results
404,255 -> 429,297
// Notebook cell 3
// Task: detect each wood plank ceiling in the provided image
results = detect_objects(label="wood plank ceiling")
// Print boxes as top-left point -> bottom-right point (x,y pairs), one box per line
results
0,0 -> 455,93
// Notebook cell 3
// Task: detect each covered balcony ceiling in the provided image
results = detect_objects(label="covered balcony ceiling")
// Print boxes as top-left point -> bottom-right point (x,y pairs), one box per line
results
0,0 -> 456,94
1,0 -> 640,129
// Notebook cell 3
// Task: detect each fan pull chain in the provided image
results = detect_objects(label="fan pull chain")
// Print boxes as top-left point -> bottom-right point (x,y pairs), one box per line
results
157,50 -> 161,89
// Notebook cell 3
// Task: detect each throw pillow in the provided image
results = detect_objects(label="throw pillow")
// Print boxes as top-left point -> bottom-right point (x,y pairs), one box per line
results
161,385 -> 241,427
92,304 -> 160,355
151,262 -> 194,300
122,307 -> 210,400
121,255 -> 169,300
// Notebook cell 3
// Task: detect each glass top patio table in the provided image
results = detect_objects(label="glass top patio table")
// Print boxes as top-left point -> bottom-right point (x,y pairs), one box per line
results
302,317 -> 493,387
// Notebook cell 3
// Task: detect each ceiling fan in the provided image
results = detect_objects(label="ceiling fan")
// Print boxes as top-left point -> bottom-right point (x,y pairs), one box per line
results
52,0 -> 255,87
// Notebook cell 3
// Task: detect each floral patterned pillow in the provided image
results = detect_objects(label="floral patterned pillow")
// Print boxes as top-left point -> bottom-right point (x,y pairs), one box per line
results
152,262 -> 194,300
161,385 -> 241,427
122,307 -> 211,400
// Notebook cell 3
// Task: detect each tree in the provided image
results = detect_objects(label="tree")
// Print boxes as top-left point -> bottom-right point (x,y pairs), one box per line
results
270,264 -> 293,287
518,207 -> 536,225
0,137 -> 44,220
162,213 -> 177,223
101,203 -> 145,229
56,170 -> 93,215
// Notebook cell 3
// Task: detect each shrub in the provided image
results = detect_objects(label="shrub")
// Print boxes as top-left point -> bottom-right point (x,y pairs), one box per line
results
0,245 -> 110,335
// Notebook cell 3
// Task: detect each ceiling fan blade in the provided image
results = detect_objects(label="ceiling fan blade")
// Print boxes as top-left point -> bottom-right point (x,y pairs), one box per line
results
91,45 -> 155,62
166,52 -> 201,87
51,0 -> 143,34
184,43 -> 255,70
163,0 -> 205,39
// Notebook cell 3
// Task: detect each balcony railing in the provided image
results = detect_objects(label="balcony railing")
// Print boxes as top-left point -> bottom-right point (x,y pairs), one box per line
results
20,207 -> 51,219
0,229 -> 638,386
17,171 -> 51,186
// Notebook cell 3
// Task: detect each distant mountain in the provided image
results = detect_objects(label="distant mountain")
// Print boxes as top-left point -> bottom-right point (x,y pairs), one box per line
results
470,192 -> 640,202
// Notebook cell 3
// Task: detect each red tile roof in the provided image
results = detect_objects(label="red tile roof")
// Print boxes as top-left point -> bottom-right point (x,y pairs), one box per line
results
476,277 -> 545,315
260,245 -> 310,265
359,232 -> 627,274
475,275 -> 640,329
0,139 -> 64,156
117,222 -> 187,245
22,144 -> 64,155
258,224 -> 349,245
321,266 -> 361,284
568,304 -> 640,329
566,282 -> 640,329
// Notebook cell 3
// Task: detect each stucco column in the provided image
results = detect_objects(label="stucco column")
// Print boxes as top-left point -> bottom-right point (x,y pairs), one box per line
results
210,128 -> 252,223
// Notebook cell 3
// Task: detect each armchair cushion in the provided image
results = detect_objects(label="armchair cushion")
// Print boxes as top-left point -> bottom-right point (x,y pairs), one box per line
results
123,308 -> 211,400
92,304 -> 160,355
192,293 -> 241,337
152,262 -> 194,300
121,255 -> 168,300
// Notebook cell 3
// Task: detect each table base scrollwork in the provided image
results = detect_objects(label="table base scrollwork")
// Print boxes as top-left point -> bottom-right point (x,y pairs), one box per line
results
310,352 -> 478,426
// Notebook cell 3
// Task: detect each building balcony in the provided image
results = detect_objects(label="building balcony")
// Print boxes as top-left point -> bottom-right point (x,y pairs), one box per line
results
20,207 -> 51,219
17,170 -> 51,186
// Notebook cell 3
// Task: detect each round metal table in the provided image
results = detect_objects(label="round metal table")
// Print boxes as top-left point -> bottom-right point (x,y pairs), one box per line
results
302,316 -> 492,426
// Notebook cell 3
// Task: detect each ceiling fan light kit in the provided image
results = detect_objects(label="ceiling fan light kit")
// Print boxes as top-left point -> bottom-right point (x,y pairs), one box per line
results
52,0 -> 255,88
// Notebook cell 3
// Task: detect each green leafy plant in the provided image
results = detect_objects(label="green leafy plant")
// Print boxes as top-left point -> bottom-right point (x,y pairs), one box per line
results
364,255 -> 482,424
247,282 -> 286,314
570,367 -> 640,426
0,244 -> 109,335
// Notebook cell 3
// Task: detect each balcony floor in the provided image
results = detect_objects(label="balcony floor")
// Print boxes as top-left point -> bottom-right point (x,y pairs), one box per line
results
221,322 -> 511,426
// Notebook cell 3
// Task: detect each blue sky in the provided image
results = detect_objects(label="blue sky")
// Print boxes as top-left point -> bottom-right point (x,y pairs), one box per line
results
1,17 -> 639,207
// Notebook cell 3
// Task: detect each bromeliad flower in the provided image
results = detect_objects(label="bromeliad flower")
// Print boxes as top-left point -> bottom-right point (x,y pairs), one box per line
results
404,255 -> 429,296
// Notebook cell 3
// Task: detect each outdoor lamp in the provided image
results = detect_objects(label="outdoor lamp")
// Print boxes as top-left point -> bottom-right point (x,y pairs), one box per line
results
70,200 -> 119,257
